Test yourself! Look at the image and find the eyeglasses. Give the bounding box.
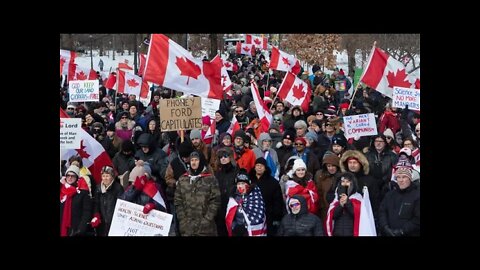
[294,143,304,146]
[289,202,301,208]
[65,174,77,178]
[274,119,281,122]
[219,154,229,159]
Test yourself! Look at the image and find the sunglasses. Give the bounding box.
[235,110,243,113]
[289,202,301,208]
[121,116,128,119]
[218,154,230,159]
[65,174,77,178]
[67,108,74,110]
[294,143,304,146]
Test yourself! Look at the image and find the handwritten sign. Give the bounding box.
[201,97,221,119]
[343,113,378,139]
[159,97,202,132]
[392,86,420,111]
[60,118,81,149]
[108,199,173,236]
[68,80,100,102]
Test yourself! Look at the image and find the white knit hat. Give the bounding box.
[383,128,394,139]
[292,159,307,172]
[66,165,80,177]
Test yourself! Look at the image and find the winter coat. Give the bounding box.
[174,170,221,236]
[120,180,168,213]
[277,195,324,236]
[60,189,92,236]
[379,184,420,236]
[214,163,238,236]
[92,181,124,236]
[112,151,136,176]
[314,154,341,221]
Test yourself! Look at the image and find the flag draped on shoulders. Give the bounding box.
[143,34,223,99]
[60,108,113,184]
[360,47,419,98]
[277,72,311,112]
[225,186,267,236]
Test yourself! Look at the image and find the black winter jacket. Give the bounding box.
[277,195,324,236]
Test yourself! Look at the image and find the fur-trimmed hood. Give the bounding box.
[339,150,369,175]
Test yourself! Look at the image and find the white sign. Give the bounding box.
[109,199,173,236]
[343,113,378,139]
[392,86,420,111]
[60,118,82,149]
[68,80,100,102]
[201,97,221,119]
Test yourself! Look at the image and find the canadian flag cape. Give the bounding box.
[236,43,256,56]
[60,108,113,185]
[60,49,76,76]
[117,70,149,98]
[270,46,301,75]
[277,72,311,112]
[360,46,420,98]
[250,80,272,133]
[143,34,223,99]
[325,186,377,236]
[246,34,267,50]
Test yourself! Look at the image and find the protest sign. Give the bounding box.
[60,118,82,149]
[68,80,100,102]
[159,97,202,131]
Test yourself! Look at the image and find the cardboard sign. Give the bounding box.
[392,86,420,111]
[159,97,202,131]
[109,199,173,236]
[68,80,100,102]
[60,118,82,149]
[201,97,221,119]
[343,113,378,139]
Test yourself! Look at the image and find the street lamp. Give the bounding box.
[89,35,93,69]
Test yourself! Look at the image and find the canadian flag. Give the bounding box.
[325,187,376,236]
[138,53,147,77]
[70,64,97,81]
[236,43,256,56]
[60,49,76,76]
[226,114,240,136]
[60,108,113,185]
[117,70,149,98]
[270,46,301,75]
[144,34,223,99]
[277,72,311,112]
[104,72,117,89]
[203,117,216,139]
[361,47,420,98]
[217,57,232,92]
[143,181,167,210]
[246,34,267,50]
[250,80,272,133]
[223,60,233,71]
[118,60,133,70]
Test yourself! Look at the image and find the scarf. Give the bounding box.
[60,183,78,236]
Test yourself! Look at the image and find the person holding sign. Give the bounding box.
[174,151,221,236]
[91,166,125,236]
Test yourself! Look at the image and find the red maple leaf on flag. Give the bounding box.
[224,62,232,68]
[127,78,139,87]
[386,69,411,88]
[243,46,250,52]
[175,57,201,85]
[414,78,420,89]
[254,38,262,45]
[76,140,90,159]
[76,71,87,80]
[282,57,290,66]
[292,84,305,100]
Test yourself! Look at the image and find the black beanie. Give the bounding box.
[216,109,226,119]
[121,140,134,153]
[255,157,267,167]
[178,141,194,158]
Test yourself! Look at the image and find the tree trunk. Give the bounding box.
[209,34,218,59]
[347,48,356,77]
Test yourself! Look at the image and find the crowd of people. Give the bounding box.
[60,48,420,237]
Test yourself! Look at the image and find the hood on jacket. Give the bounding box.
[258,132,272,149]
[288,195,308,215]
[339,150,370,175]
[322,154,340,170]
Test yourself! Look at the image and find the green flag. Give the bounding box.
[353,68,363,89]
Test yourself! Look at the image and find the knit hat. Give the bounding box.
[294,137,307,146]
[305,131,318,142]
[129,164,146,182]
[294,120,307,129]
[283,131,296,141]
[107,123,116,132]
[292,159,307,172]
[190,129,202,140]
[332,133,347,148]
[383,128,394,139]
[235,169,251,185]
[202,116,211,126]
[66,165,80,178]
[395,167,412,180]
[396,155,413,168]
[216,109,226,119]
[269,123,280,133]
[255,157,267,168]
[121,140,134,153]
[101,165,115,177]
[190,151,201,160]
[340,103,349,110]
[234,130,246,141]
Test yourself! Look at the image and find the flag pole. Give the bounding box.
[348,41,376,111]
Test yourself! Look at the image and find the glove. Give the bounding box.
[383,226,395,237]
[91,213,101,228]
[392,228,404,236]
[143,202,155,214]
[133,175,146,191]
